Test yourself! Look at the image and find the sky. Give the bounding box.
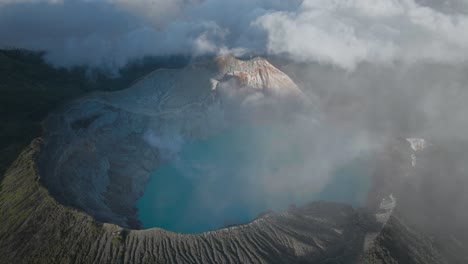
[2,0,468,69]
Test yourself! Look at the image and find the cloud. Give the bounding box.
[255,0,468,69]
[0,0,297,68]
[1,0,468,70]
[4,0,468,235]
[0,0,61,5]
[108,0,198,27]
[143,129,184,160]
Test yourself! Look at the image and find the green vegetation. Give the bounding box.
[0,48,189,176]
[0,139,110,263]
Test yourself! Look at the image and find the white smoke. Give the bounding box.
[3,0,468,70]
[143,129,184,160]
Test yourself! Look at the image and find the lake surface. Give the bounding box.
[137,124,370,233]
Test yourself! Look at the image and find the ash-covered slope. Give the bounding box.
[0,56,465,264]
[0,138,453,264]
[38,55,308,228]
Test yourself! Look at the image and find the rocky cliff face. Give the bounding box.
[0,138,454,264]
[0,56,466,263]
[38,56,308,229]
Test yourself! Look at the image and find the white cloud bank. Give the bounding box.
[255,0,468,69]
[1,0,468,69]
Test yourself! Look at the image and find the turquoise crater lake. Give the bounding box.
[137,124,371,233]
